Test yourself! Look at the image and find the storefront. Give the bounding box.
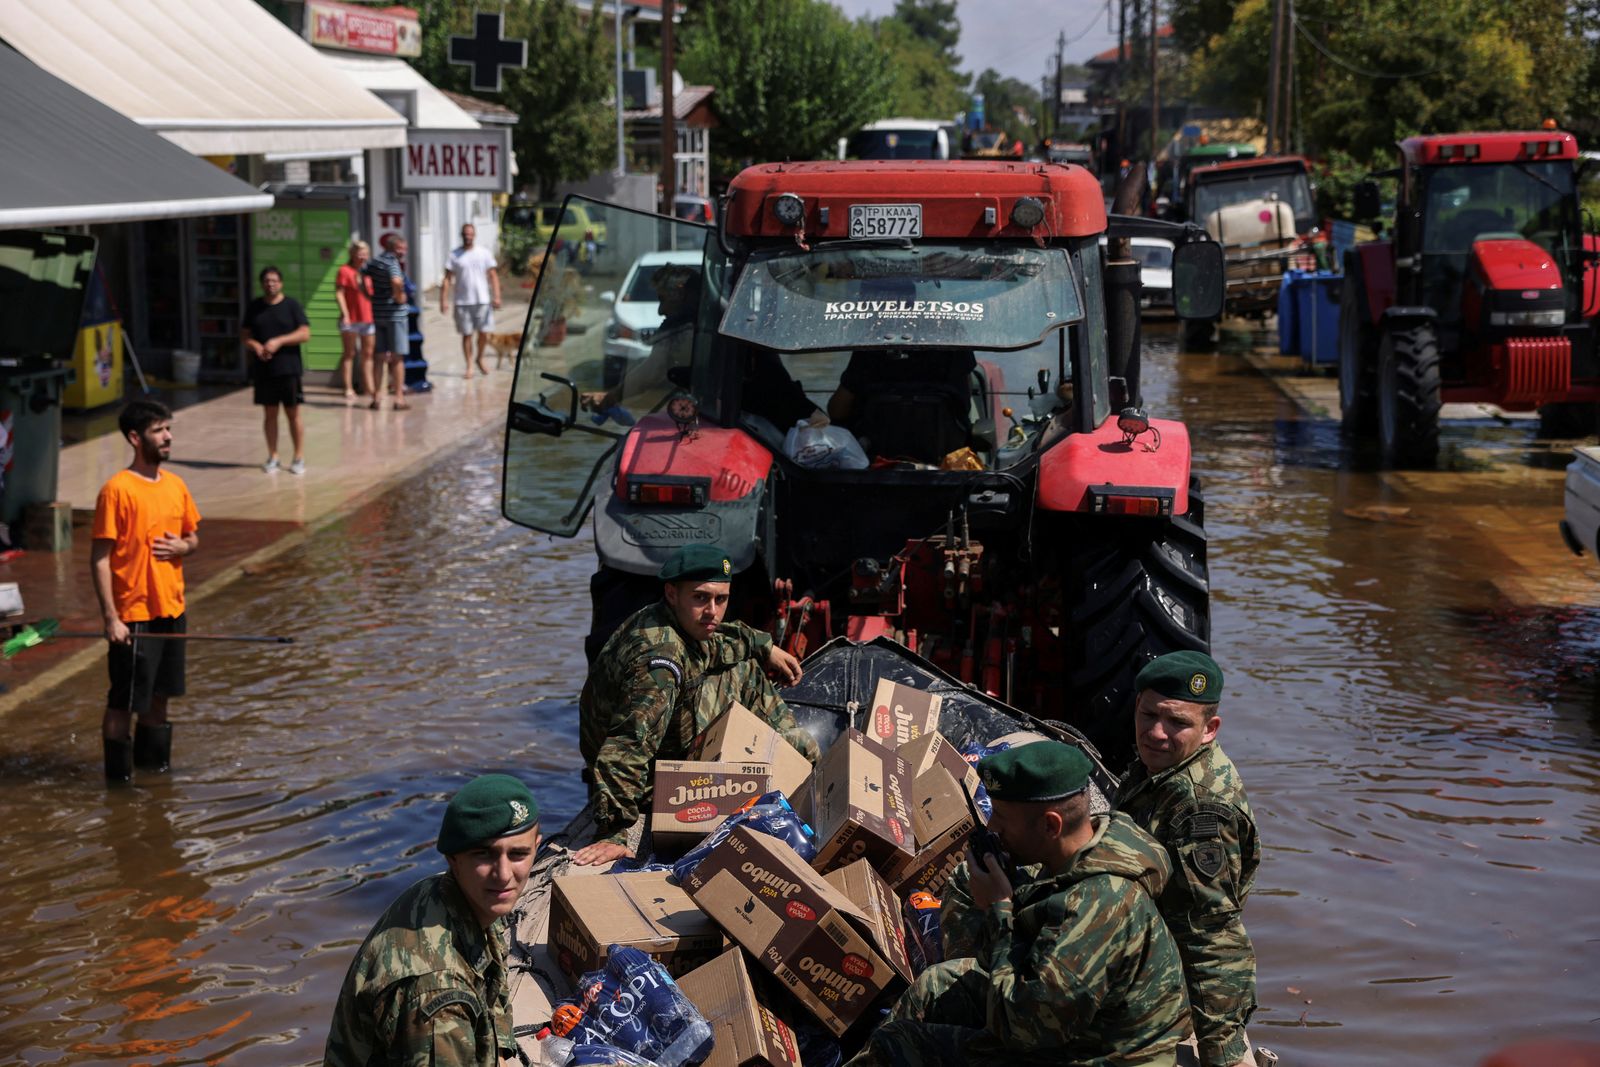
[0,0,407,383]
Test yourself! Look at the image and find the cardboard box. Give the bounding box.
[896,730,980,794]
[685,825,902,1036]
[863,679,941,750]
[548,871,722,983]
[808,728,915,876]
[893,764,981,896]
[824,859,915,983]
[678,948,803,1067]
[693,702,813,799]
[651,760,774,854]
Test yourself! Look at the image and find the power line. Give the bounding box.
[1290,6,1447,81]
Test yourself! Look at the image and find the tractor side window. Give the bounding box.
[1073,238,1111,428]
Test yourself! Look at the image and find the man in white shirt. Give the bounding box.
[440,223,502,379]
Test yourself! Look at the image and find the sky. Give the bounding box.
[831,0,1122,89]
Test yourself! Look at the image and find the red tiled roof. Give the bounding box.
[622,84,714,123]
[440,89,518,122]
[1088,24,1174,65]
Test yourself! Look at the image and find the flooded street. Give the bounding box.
[2,324,1598,1065]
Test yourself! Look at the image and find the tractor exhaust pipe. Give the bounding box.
[1106,166,1148,407]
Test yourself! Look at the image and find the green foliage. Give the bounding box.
[410,0,614,197]
[679,0,894,162]
[498,224,544,276]
[972,69,1042,144]
[892,0,962,65]
[874,17,970,120]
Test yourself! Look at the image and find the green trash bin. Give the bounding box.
[0,366,72,534]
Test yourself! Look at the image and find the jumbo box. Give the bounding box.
[824,859,915,984]
[692,702,814,799]
[684,825,903,1036]
[893,764,981,896]
[547,871,722,983]
[651,760,773,854]
[678,948,803,1067]
[896,730,980,794]
[808,728,915,876]
[863,679,941,751]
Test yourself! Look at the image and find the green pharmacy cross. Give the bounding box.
[449,11,526,93]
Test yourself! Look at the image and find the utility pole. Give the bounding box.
[1149,0,1159,163]
[660,0,676,211]
[614,2,626,176]
[1116,0,1126,163]
[1265,0,1284,154]
[1281,0,1294,152]
[1054,30,1065,139]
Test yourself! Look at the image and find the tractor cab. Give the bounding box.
[502,161,1223,753]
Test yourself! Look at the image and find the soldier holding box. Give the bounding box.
[574,544,818,866]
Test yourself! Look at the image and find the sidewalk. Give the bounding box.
[0,287,533,714]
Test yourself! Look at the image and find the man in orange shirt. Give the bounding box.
[92,399,201,782]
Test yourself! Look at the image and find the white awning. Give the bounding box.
[0,0,407,156]
[321,53,482,130]
[0,43,272,229]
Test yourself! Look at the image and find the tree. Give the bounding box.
[874,16,969,120]
[892,0,962,67]
[679,0,894,163]
[410,0,614,197]
[971,69,1041,144]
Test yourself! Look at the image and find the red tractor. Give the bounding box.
[502,161,1223,755]
[1341,130,1600,465]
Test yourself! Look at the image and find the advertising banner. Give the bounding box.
[398,128,513,193]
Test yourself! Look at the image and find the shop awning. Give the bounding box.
[0,0,407,156]
[322,53,482,130]
[0,44,272,229]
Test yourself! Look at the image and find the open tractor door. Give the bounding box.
[1342,130,1600,466]
[503,166,1224,757]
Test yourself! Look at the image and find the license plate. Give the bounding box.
[849,203,921,239]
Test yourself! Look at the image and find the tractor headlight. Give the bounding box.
[772,193,806,227]
[1489,309,1565,326]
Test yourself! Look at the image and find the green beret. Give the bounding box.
[979,741,1091,803]
[437,774,540,855]
[658,544,734,583]
[1136,650,1223,705]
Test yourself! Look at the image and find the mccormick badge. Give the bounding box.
[866,679,941,751]
[651,760,773,855]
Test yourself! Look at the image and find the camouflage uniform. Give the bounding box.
[579,601,817,845]
[853,812,1190,1067]
[1116,742,1259,1067]
[324,873,516,1067]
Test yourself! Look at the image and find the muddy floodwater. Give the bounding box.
[1,324,1597,1066]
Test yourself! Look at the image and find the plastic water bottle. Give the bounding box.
[655,1019,713,1067]
[591,404,636,427]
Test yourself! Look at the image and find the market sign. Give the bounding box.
[398,129,513,193]
[305,1,421,58]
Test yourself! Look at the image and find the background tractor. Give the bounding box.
[1341,130,1600,466]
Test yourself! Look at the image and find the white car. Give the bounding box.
[1097,236,1176,314]
[1560,445,1600,562]
[600,249,702,386]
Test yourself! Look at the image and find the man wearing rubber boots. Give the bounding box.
[849,742,1190,1067]
[92,399,200,783]
[573,544,816,866]
[324,773,540,1066]
[1117,651,1261,1067]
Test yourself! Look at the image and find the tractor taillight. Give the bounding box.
[1548,139,1564,154]
[1462,143,1480,159]
[1438,145,1455,160]
[628,481,708,506]
[1087,485,1175,517]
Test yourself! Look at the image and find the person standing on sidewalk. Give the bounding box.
[242,266,311,474]
[364,235,411,411]
[335,241,376,401]
[440,223,501,380]
[92,399,200,783]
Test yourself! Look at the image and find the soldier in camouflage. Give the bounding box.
[572,544,816,866]
[850,742,1190,1067]
[1116,651,1260,1067]
[325,774,541,1067]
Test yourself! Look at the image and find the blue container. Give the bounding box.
[1277,272,1302,355]
[1302,271,1341,366]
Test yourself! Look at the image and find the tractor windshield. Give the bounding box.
[1418,160,1580,318]
[1191,167,1315,233]
[721,242,1082,353]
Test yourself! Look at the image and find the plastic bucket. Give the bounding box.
[172,350,201,385]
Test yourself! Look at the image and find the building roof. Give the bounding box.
[1087,25,1175,66]
[0,43,272,228]
[441,89,519,125]
[623,84,715,124]
[0,0,406,154]
[321,52,479,129]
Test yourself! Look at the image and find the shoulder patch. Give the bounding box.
[419,988,483,1021]
[1184,811,1222,840]
[1188,841,1225,879]
[647,657,683,685]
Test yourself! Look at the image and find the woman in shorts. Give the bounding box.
[335,241,375,400]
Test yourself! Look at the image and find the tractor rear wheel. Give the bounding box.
[1377,320,1442,468]
[1338,272,1378,434]
[1064,477,1210,763]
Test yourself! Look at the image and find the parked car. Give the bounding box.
[502,200,608,249]
[672,193,717,224]
[599,249,703,386]
[1560,445,1600,563]
[1099,235,1176,314]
